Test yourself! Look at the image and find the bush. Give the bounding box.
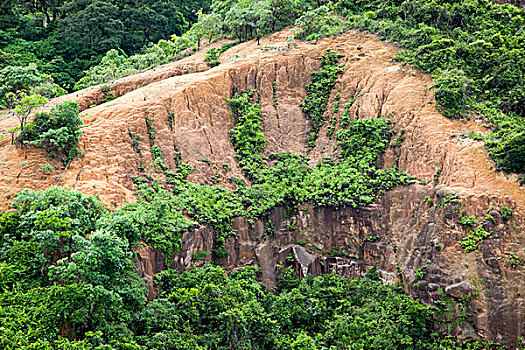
[433,69,473,119]
[17,101,83,163]
[204,42,236,67]
[295,5,344,41]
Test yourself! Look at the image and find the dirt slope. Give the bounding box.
[0,28,523,344]
[0,29,522,207]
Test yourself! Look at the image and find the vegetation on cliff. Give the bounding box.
[0,190,501,348]
[16,100,83,163]
[1,0,524,348]
[122,87,413,260]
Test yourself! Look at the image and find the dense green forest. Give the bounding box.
[1,0,525,348]
[0,0,206,90]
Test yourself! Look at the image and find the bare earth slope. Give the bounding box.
[0,29,523,345]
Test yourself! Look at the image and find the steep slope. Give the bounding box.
[0,29,523,345]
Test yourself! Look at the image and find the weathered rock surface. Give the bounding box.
[0,28,523,345]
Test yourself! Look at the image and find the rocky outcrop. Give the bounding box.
[138,184,523,346]
[0,28,523,345]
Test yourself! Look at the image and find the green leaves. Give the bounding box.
[0,187,147,347]
[17,100,83,164]
[0,64,64,109]
[224,91,414,219]
[228,91,267,158]
[205,43,236,67]
[137,265,439,349]
[336,117,393,163]
[300,49,344,149]
[433,69,473,119]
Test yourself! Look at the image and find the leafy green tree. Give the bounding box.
[53,1,125,83]
[21,0,67,25]
[13,93,48,129]
[0,187,145,345]
[121,0,188,52]
[189,9,222,48]
[224,0,271,43]
[0,64,65,108]
[294,5,343,40]
[267,0,298,32]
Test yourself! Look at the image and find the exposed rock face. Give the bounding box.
[145,185,523,345]
[0,29,523,345]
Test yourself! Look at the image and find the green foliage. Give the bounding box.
[391,129,405,147]
[1,0,195,90]
[73,35,195,90]
[131,264,491,349]
[40,162,52,175]
[100,85,116,103]
[484,108,525,173]
[459,225,492,253]
[223,0,272,43]
[332,92,340,114]
[300,49,344,149]
[433,168,442,186]
[501,206,513,220]
[205,42,236,67]
[189,9,223,48]
[504,252,524,268]
[329,0,525,173]
[113,91,413,261]
[465,131,483,141]
[17,101,83,163]
[456,205,510,253]
[438,192,459,207]
[459,215,480,228]
[0,64,64,108]
[150,145,166,171]
[326,117,337,137]
[433,69,473,119]
[336,117,393,163]
[0,187,145,347]
[227,91,413,213]
[13,93,48,129]
[339,91,359,129]
[295,5,345,41]
[0,186,501,348]
[100,190,197,261]
[227,90,267,178]
[145,117,156,141]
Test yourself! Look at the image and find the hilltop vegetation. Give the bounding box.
[0,0,205,91]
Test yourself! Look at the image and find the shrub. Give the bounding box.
[295,5,344,41]
[433,69,473,119]
[17,101,83,164]
[204,42,236,67]
[0,64,65,108]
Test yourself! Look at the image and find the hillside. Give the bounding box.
[1,29,523,205]
[0,27,524,346]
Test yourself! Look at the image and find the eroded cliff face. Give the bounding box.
[1,28,523,345]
